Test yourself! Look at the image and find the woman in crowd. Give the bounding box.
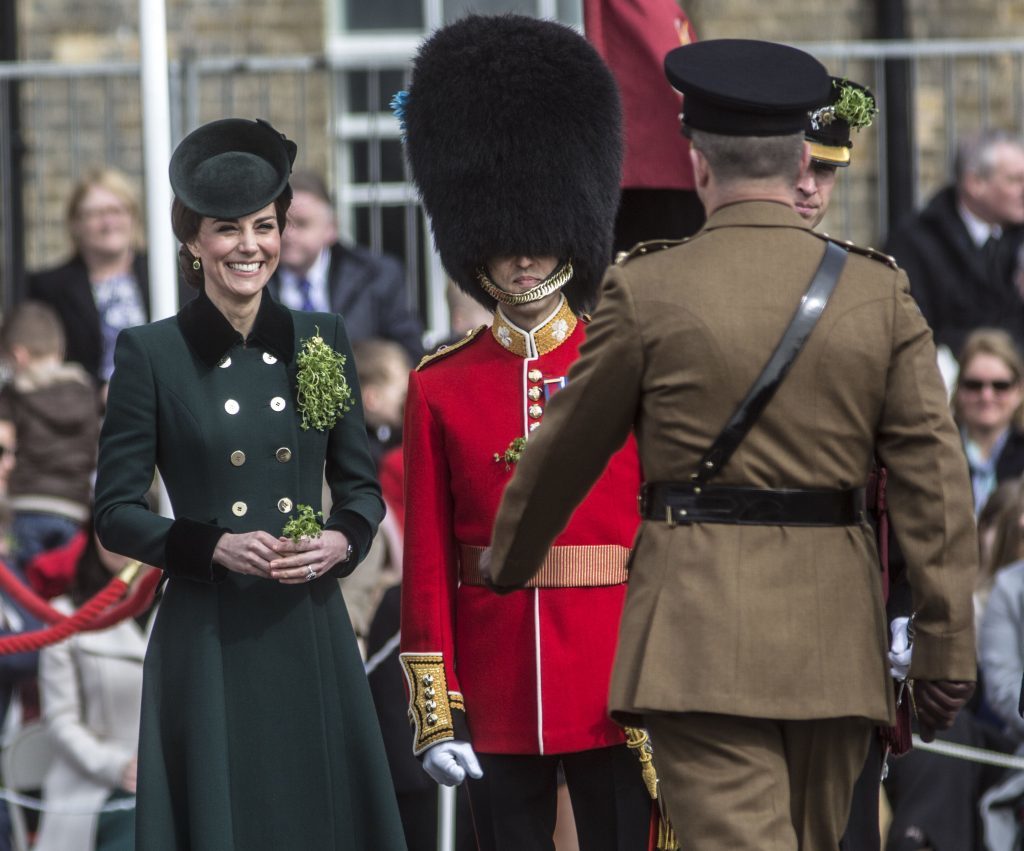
[28,168,149,384]
[93,117,404,850]
[953,328,1024,514]
[34,528,152,851]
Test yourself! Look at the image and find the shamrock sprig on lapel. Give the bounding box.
[494,436,528,471]
[296,327,353,431]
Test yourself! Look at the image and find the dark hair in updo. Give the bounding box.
[172,190,292,289]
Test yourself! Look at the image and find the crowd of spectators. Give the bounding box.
[6,123,1024,849]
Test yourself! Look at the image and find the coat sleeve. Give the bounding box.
[875,272,978,682]
[94,329,227,582]
[323,313,386,574]
[398,367,470,755]
[980,569,1024,741]
[39,622,132,788]
[489,266,644,586]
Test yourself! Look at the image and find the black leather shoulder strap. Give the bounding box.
[694,241,848,485]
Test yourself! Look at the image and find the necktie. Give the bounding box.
[297,277,316,312]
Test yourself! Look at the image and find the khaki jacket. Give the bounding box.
[489,200,978,725]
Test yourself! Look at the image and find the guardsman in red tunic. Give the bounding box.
[395,14,656,851]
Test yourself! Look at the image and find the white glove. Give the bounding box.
[888,616,913,680]
[422,740,483,786]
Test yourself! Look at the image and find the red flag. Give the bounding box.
[585,0,698,190]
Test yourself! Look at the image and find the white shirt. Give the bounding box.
[277,248,331,312]
[958,201,1003,249]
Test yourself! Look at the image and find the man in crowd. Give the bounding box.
[486,38,978,850]
[885,130,1024,356]
[269,170,424,361]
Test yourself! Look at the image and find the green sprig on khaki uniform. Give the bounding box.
[296,327,353,430]
[282,504,324,542]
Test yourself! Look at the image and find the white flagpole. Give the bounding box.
[138,0,177,322]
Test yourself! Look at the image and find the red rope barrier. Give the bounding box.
[0,560,67,625]
[83,570,160,631]
[0,560,160,654]
[0,579,129,654]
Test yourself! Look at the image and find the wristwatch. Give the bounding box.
[343,542,354,563]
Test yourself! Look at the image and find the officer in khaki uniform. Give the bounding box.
[485,39,978,850]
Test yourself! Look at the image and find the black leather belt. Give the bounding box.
[639,482,867,527]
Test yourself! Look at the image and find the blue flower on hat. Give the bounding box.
[389,90,409,141]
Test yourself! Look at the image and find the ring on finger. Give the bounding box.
[305,565,317,582]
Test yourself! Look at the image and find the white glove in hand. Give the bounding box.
[888,616,913,680]
[422,740,483,786]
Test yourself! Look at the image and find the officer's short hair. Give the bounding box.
[689,129,805,185]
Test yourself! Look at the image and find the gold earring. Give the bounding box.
[192,258,201,271]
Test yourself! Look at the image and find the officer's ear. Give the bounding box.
[798,141,812,179]
[690,146,710,190]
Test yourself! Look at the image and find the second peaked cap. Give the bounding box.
[665,39,831,136]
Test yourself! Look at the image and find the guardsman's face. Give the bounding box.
[794,161,838,227]
[486,256,559,296]
[188,202,281,304]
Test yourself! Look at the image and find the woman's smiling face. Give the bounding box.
[187,202,281,305]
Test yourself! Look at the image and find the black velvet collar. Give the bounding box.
[177,287,295,369]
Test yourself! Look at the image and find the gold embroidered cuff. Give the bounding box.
[400,652,463,755]
[460,544,630,588]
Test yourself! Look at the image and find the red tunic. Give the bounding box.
[400,298,642,755]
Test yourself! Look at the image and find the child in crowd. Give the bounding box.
[0,302,101,570]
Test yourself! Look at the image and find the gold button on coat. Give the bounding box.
[277,497,293,514]
[224,399,240,415]
[262,352,278,365]
[270,397,287,412]
[232,501,247,517]
[528,387,542,401]
[230,450,246,466]
[528,369,543,382]
[275,447,292,463]
[528,404,543,419]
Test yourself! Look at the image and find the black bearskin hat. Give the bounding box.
[402,14,623,314]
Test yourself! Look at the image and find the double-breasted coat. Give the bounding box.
[34,597,149,851]
[400,296,642,756]
[490,201,978,728]
[93,289,405,851]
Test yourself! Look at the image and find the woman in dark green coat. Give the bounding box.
[94,118,406,851]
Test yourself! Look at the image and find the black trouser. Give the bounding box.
[467,744,651,851]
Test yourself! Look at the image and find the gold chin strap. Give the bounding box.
[476,260,574,306]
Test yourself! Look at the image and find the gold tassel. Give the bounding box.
[624,726,680,851]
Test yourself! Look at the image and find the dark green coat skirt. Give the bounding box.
[95,291,406,850]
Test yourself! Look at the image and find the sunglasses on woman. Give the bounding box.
[960,378,1018,393]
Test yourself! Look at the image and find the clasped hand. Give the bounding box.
[912,679,975,742]
[422,740,483,786]
[212,529,351,584]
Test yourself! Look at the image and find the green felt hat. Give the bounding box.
[169,118,297,218]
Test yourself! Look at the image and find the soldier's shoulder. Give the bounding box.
[415,325,488,372]
[813,231,900,270]
[614,236,694,267]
